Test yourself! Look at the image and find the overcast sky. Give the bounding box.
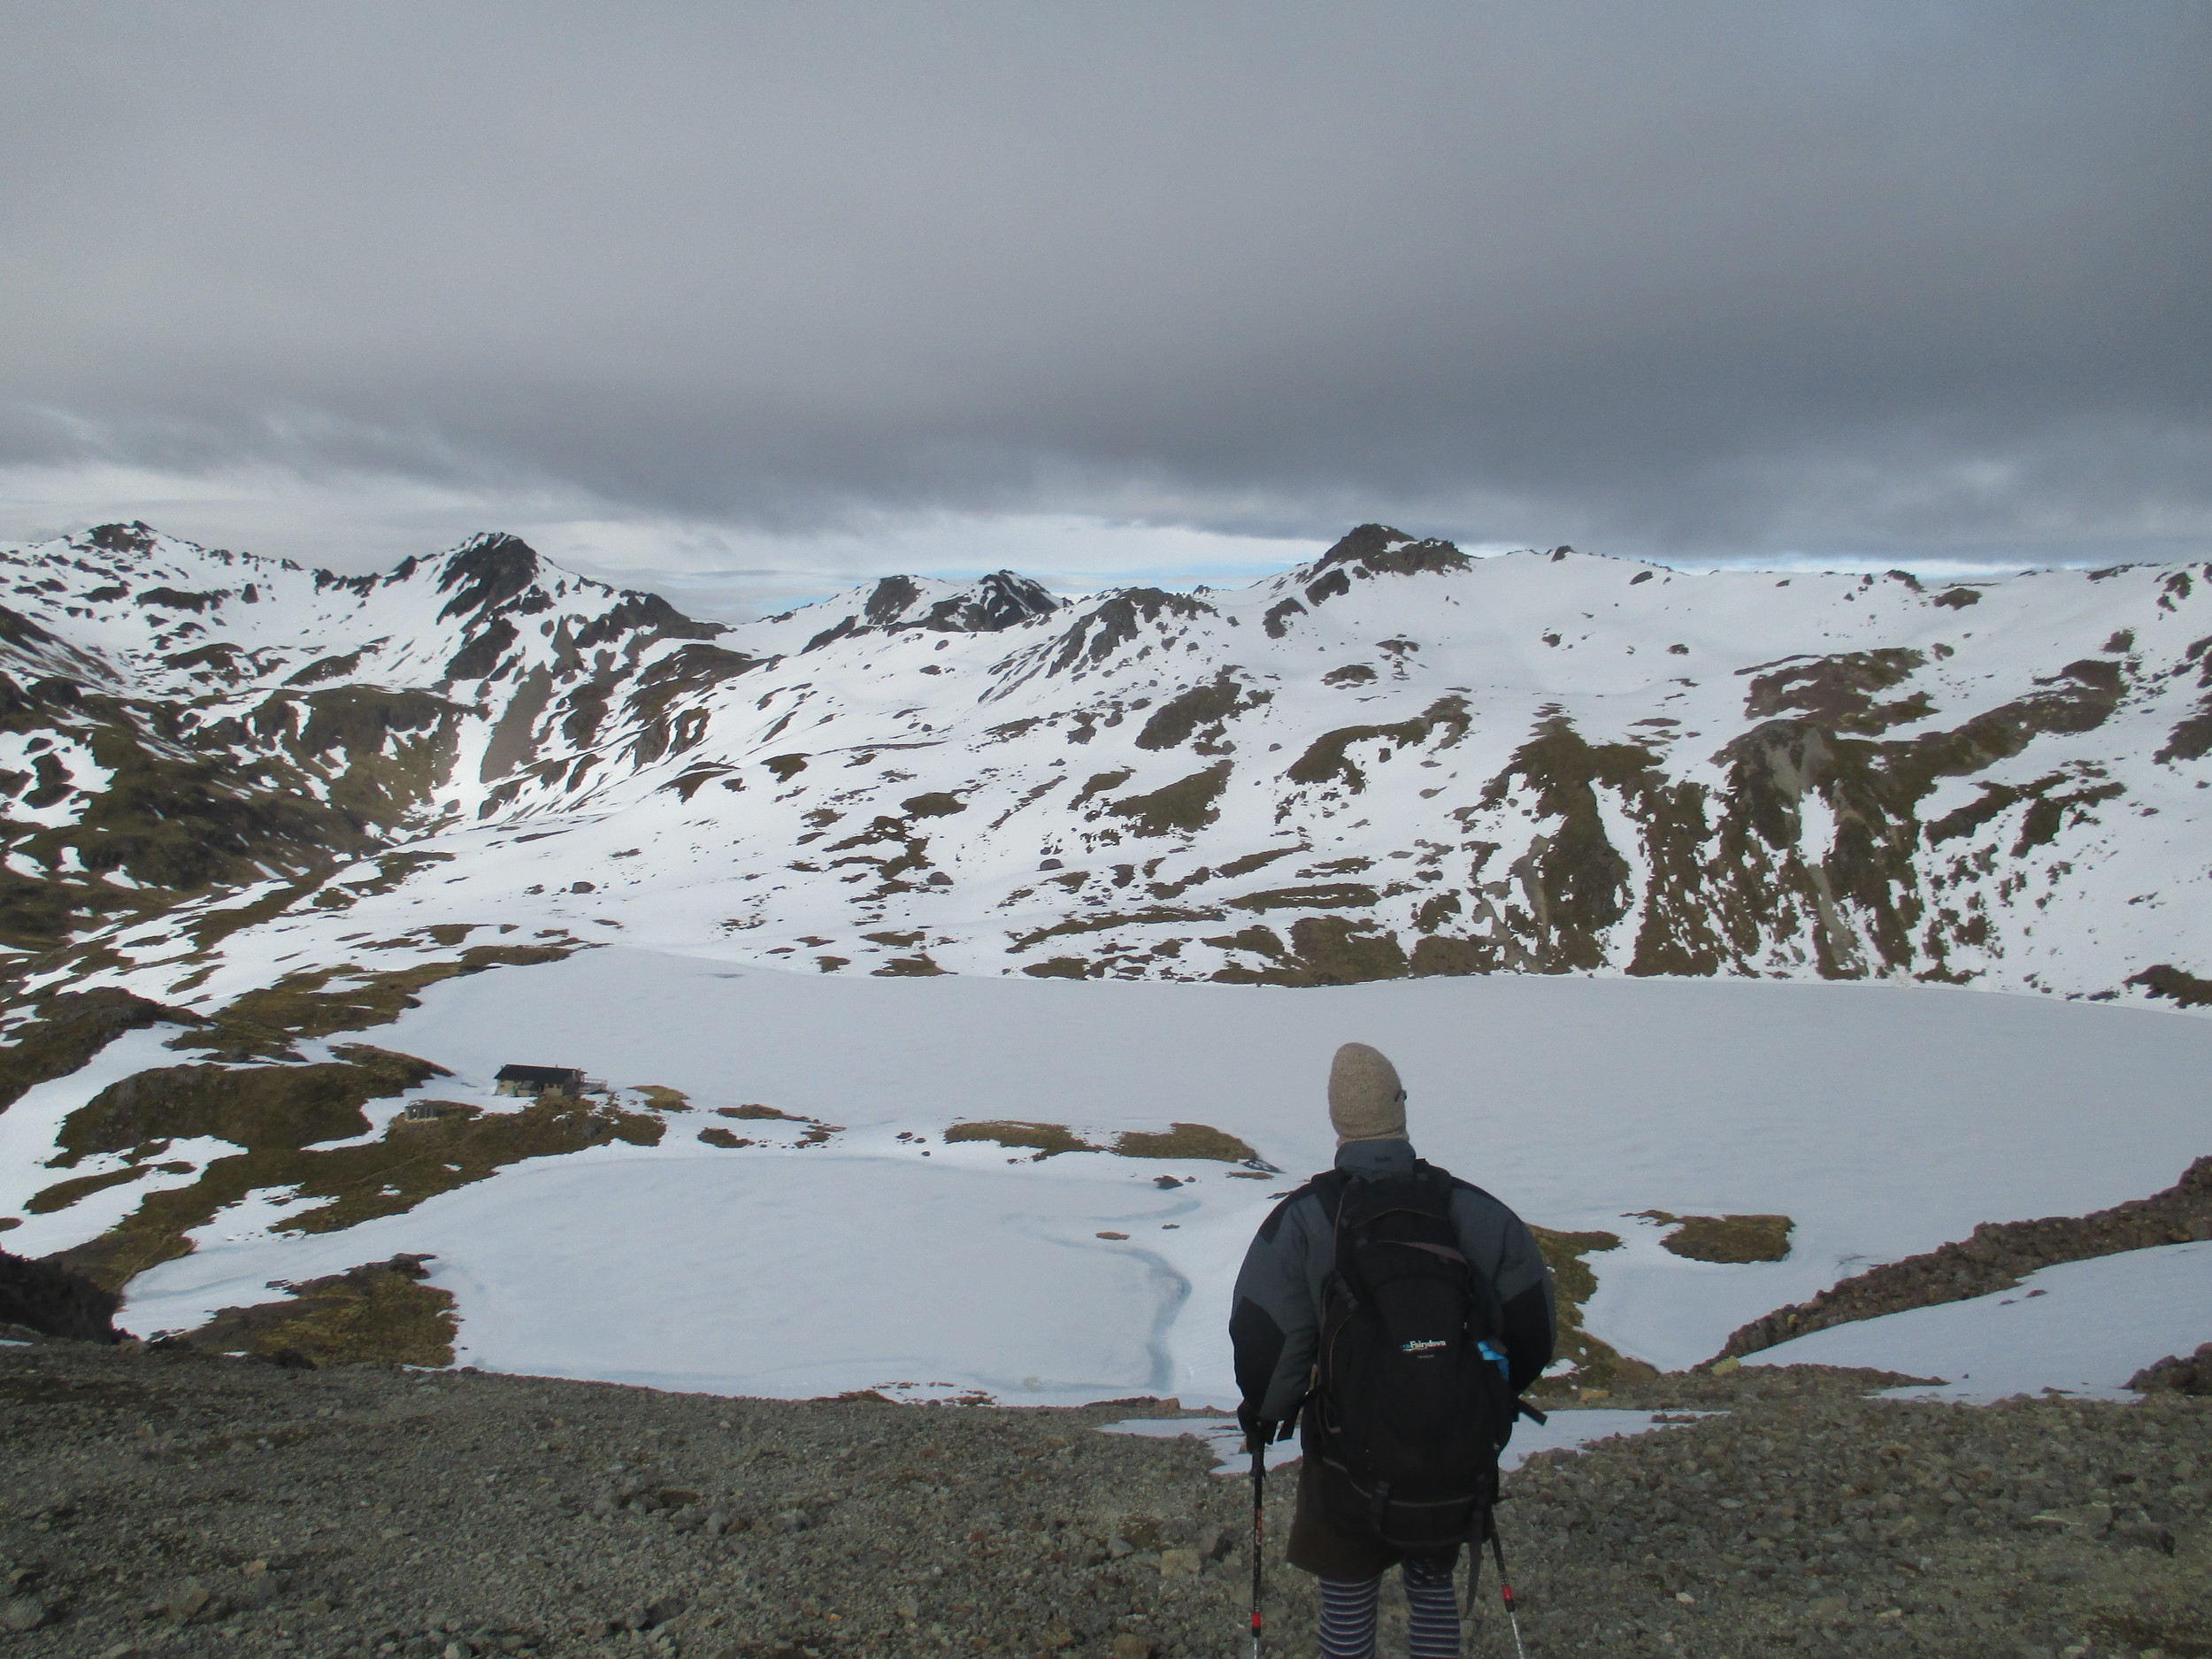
[3,2,2206,611]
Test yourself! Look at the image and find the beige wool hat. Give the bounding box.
[1328,1041,1408,1143]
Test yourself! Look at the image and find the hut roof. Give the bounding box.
[495,1064,587,1086]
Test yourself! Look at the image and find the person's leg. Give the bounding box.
[1317,1573,1381,1659]
[1401,1556,1462,1658]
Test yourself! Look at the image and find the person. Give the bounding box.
[1229,1041,1555,1659]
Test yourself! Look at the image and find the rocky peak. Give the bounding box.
[1309,523,1471,580]
[957,572,1061,632]
[79,522,160,557]
[434,534,544,622]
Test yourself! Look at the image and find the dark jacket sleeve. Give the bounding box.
[1492,1213,1556,1394]
[1228,1191,1321,1422]
[1449,1186,1557,1395]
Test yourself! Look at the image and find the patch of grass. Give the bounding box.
[944,1121,1102,1158]
[1632,1210,1794,1263]
[0,987,204,1110]
[26,1161,194,1215]
[634,1085,690,1111]
[1526,1225,1657,1396]
[704,1103,841,1146]
[1109,762,1233,836]
[171,942,578,1058]
[1010,907,1222,950]
[50,1092,667,1292]
[174,1254,457,1367]
[1110,1123,1260,1163]
[54,1045,450,1167]
[938,1118,1263,1164]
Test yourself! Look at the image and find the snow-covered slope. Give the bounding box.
[7,520,2210,1402]
[5,520,2211,1010]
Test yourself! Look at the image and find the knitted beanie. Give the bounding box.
[1328,1041,1407,1143]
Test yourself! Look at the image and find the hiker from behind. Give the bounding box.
[1230,1042,1555,1659]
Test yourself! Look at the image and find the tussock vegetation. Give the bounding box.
[0,987,202,1110]
[1528,1225,1657,1395]
[943,1120,1100,1159]
[172,1254,458,1367]
[169,942,578,1060]
[46,1093,667,1292]
[941,1120,1263,1164]
[1633,1210,1796,1263]
[1110,1123,1259,1163]
[50,1045,451,1167]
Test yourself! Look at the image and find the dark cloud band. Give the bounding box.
[2,0,2205,565]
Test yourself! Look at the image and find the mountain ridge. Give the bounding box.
[3,520,2209,1014]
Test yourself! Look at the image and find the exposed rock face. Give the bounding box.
[4,520,2210,1001]
[0,1248,120,1340]
[2130,1343,2212,1395]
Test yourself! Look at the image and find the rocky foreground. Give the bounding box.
[1,1341,2206,1659]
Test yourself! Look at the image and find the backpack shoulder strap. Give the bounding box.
[1309,1168,1351,1225]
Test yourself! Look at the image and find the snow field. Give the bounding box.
[99,952,2212,1406]
[1744,1241,2212,1403]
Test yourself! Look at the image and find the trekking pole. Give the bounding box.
[1248,1432,1266,1658]
[1486,1516,1529,1659]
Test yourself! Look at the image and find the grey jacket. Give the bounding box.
[1228,1137,1557,1423]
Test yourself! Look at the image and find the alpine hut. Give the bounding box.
[495,1064,588,1100]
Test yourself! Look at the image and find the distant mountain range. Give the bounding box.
[4,519,2209,1013]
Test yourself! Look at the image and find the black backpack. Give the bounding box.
[1301,1163,1517,1554]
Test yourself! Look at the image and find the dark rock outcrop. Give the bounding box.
[0,1249,120,1341]
[2129,1343,2212,1394]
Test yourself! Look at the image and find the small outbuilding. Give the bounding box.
[495,1064,588,1100]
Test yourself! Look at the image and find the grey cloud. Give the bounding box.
[2,0,2206,567]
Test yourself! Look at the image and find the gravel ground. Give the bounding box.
[2,1342,2206,1659]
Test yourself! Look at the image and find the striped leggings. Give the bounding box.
[1317,1557,1463,1659]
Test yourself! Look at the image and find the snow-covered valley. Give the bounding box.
[8,949,2208,1404]
[3,520,2209,1404]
